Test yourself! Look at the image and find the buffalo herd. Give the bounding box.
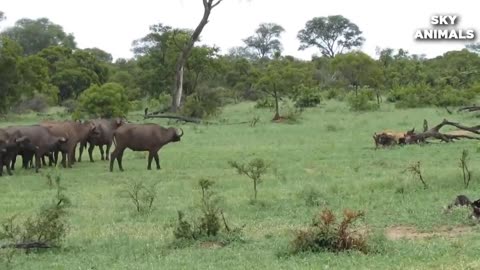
[0,118,184,176]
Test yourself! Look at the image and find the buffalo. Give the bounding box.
[1,125,61,173]
[78,117,126,162]
[40,120,97,168]
[110,123,184,172]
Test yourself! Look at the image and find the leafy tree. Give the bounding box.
[243,23,285,59]
[1,18,76,55]
[424,49,480,89]
[17,55,59,104]
[0,37,22,112]
[227,46,258,60]
[83,47,113,63]
[0,11,5,23]
[184,45,221,95]
[255,57,310,120]
[132,24,186,97]
[297,15,365,58]
[331,51,382,97]
[222,56,260,100]
[36,46,109,101]
[75,82,129,118]
[52,68,98,100]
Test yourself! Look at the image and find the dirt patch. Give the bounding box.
[385,225,473,240]
[199,241,225,249]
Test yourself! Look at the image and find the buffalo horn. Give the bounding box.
[177,128,184,137]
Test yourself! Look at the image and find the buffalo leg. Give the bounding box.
[110,147,125,172]
[99,145,105,160]
[5,158,12,176]
[88,143,95,162]
[154,153,160,170]
[72,145,77,164]
[118,151,124,171]
[10,154,17,170]
[147,152,154,170]
[0,158,3,176]
[34,152,41,173]
[41,155,47,166]
[105,143,111,161]
[60,152,67,168]
[78,141,86,162]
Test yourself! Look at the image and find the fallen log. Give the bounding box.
[406,119,480,144]
[458,105,480,112]
[1,241,54,250]
[143,114,203,124]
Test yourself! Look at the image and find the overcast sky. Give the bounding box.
[1,0,478,61]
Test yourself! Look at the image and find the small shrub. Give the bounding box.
[347,90,379,111]
[172,179,244,247]
[289,208,367,255]
[181,88,223,119]
[61,99,77,114]
[228,158,270,201]
[404,161,428,189]
[254,97,275,109]
[123,181,158,214]
[292,85,322,108]
[298,186,326,207]
[326,124,339,132]
[282,105,303,124]
[459,149,472,188]
[0,176,70,251]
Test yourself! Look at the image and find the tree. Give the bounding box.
[297,15,365,58]
[331,51,382,97]
[243,23,285,59]
[0,11,5,23]
[255,58,309,120]
[170,0,223,113]
[0,37,22,112]
[1,18,76,55]
[17,55,59,104]
[227,46,258,60]
[83,47,113,63]
[75,82,129,118]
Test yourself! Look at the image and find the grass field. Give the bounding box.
[3,101,480,269]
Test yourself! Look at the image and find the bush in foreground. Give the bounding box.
[289,208,368,254]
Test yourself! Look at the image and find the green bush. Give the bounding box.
[74,82,129,118]
[292,85,322,108]
[254,98,275,109]
[389,84,477,108]
[347,89,379,111]
[181,88,223,119]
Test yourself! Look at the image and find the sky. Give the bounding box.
[1,0,478,61]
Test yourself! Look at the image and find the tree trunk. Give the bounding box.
[273,90,280,120]
[173,65,184,110]
[170,0,223,112]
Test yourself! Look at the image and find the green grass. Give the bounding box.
[2,101,480,269]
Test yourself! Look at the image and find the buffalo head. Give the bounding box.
[171,128,184,142]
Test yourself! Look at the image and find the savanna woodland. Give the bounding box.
[2,3,480,269]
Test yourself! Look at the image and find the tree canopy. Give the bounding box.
[297,15,365,58]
